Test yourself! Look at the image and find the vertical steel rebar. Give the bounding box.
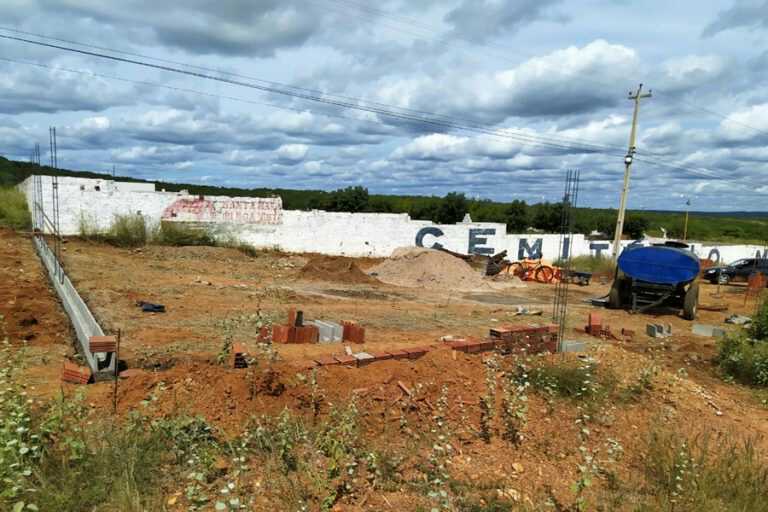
[552,169,580,353]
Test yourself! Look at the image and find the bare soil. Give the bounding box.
[5,230,768,509]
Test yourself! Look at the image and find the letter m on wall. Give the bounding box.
[518,238,543,260]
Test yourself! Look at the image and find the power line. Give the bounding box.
[0,33,730,182]
[0,26,633,154]
[0,32,632,156]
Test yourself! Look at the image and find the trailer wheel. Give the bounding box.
[683,282,699,320]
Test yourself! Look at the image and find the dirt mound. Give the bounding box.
[370,247,515,291]
[299,255,380,284]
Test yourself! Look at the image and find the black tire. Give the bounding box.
[717,273,730,285]
[683,282,699,320]
[608,278,624,309]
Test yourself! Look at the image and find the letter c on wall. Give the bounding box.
[416,227,444,249]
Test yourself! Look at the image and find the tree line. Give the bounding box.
[1,156,765,242]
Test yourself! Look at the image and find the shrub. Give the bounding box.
[107,214,147,248]
[749,299,768,341]
[154,221,215,246]
[0,187,31,230]
[717,334,768,386]
[555,255,615,275]
[526,361,616,401]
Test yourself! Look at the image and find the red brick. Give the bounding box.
[389,349,411,360]
[294,325,319,344]
[334,354,358,366]
[370,351,393,361]
[89,335,117,353]
[62,362,91,384]
[287,307,297,326]
[258,326,270,341]
[466,340,495,354]
[448,340,473,353]
[272,325,291,343]
[314,355,341,367]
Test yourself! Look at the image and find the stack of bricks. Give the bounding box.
[584,313,619,340]
[89,335,117,353]
[342,320,365,344]
[272,308,320,344]
[232,342,249,369]
[62,361,92,384]
[489,324,559,354]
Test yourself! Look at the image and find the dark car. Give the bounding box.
[703,258,768,284]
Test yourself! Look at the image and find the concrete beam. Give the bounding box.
[33,237,115,381]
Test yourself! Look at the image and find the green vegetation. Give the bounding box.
[636,431,768,511]
[2,156,767,242]
[0,186,31,230]
[153,221,216,247]
[718,299,768,386]
[555,255,615,274]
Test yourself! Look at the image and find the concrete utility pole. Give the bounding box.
[612,83,652,263]
[682,198,691,241]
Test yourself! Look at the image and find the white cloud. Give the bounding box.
[276,143,309,161]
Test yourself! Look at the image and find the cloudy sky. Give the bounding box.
[1,0,767,211]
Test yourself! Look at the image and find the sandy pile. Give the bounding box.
[370,247,521,291]
[299,256,380,285]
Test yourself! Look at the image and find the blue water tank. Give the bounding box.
[617,245,700,285]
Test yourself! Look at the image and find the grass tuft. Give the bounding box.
[0,187,31,230]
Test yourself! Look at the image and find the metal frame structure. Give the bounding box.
[552,169,580,351]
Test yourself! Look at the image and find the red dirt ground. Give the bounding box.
[5,230,768,509]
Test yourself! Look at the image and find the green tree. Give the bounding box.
[531,202,563,232]
[325,186,369,212]
[624,215,650,239]
[434,192,468,224]
[504,200,528,233]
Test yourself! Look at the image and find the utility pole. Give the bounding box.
[682,198,690,241]
[611,83,652,263]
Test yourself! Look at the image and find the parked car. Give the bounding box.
[703,258,768,284]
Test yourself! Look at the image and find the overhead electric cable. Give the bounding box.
[0,26,634,154]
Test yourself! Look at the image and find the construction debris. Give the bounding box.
[136,301,166,313]
[725,314,752,326]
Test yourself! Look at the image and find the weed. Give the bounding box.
[620,364,659,401]
[717,334,768,386]
[154,221,216,246]
[107,213,148,247]
[0,187,31,230]
[479,356,498,443]
[426,385,454,510]
[640,431,768,511]
[501,361,529,445]
[527,360,616,403]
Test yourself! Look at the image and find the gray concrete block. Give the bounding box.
[306,320,343,343]
[647,323,672,338]
[561,340,586,353]
[692,324,727,338]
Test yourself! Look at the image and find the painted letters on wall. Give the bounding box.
[162,196,283,225]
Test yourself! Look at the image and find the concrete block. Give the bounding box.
[307,320,343,344]
[561,340,586,353]
[353,352,375,365]
[692,324,727,338]
[647,323,672,338]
